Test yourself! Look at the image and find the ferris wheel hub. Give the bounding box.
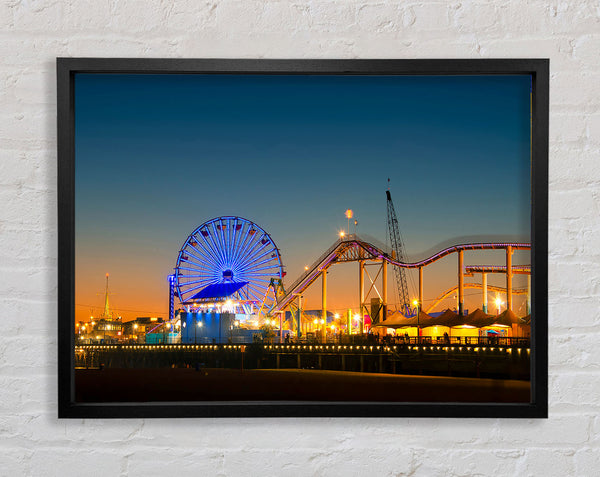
[222,269,234,281]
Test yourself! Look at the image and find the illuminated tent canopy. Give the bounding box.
[466,308,494,328]
[488,309,525,327]
[372,310,433,328]
[434,309,464,327]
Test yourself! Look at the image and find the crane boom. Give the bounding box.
[386,189,411,311]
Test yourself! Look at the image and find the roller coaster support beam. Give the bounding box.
[458,250,464,316]
[279,312,283,342]
[359,260,364,334]
[321,270,327,342]
[527,274,531,315]
[482,273,488,313]
[418,267,423,310]
[382,260,388,320]
[506,245,513,311]
[297,295,302,339]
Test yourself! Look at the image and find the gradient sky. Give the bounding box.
[75,73,532,322]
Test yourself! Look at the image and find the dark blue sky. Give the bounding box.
[75,73,531,319]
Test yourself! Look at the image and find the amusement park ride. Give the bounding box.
[168,190,532,342]
[386,184,411,315]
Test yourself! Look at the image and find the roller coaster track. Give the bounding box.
[424,283,529,314]
[271,235,530,313]
[465,265,531,275]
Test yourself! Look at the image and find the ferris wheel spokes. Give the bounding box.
[174,216,284,314]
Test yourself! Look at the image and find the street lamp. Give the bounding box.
[413,299,420,343]
[495,297,503,315]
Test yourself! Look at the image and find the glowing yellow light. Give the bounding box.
[133,324,138,330]
[334,313,340,319]
[495,297,503,307]
[197,321,203,327]
[304,266,309,271]
[313,319,318,325]
[339,231,345,238]
[412,299,418,307]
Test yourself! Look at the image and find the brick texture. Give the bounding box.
[0,1,599,475]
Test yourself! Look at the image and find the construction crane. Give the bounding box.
[386,184,411,314]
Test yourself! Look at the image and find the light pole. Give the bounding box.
[495,297,503,315]
[413,299,420,344]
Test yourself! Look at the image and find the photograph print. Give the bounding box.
[59,59,548,417]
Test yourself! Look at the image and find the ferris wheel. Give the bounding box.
[174,216,284,312]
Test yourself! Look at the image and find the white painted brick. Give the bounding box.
[11,0,67,32]
[574,447,600,476]
[0,335,56,370]
[587,113,600,144]
[552,71,600,107]
[415,448,523,477]
[409,3,454,32]
[160,2,218,31]
[452,2,502,34]
[126,448,224,477]
[550,145,600,186]
[572,34,600,68]
[551,373,600,408]
[63,1,116,31]
[0,300,56,338]
[30,449,123,477]
[0,449,33,477]
[551,113,587,144]
[12,69,56,105]
[519,448,577,476]
[592,416,600,445]
[550,332,600,370]
[356,3,402,33]
[63,419,146,444]
[308,2,357,33]
[493,415,590,445]
[548,261,600,299]
[549,189,599,220]
[548,296,600,328]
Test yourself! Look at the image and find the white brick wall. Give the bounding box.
[0,1,598,475]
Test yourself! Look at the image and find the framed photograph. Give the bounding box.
[58,58,548,418]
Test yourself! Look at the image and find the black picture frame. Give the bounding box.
[57,58,548,418]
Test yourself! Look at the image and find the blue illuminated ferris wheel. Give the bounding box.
[174,216,284,311]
